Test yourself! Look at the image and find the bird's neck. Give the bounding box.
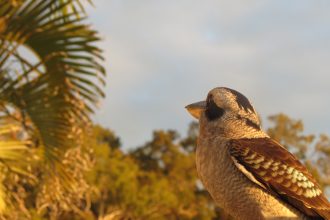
[199,116,268,140]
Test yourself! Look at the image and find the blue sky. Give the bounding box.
[86,0,330,148]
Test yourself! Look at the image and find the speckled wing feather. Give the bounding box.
[229,138,330,219]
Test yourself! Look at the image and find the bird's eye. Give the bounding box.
[205,94,224,121]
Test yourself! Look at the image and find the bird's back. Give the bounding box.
[196,136,308,220]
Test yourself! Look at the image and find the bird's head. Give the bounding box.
[186,87,265,138]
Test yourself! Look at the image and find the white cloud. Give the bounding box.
[88,0,330,148]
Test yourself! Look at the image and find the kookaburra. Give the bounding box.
[186,87,330,220]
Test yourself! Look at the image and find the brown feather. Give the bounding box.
[229,138,330,219]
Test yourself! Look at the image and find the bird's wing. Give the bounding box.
[229,137,330,219]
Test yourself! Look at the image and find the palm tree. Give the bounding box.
[0,0,104,216]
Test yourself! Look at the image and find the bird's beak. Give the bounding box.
[185,101,206,119]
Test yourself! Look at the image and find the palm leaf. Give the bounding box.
[0,0,104,159]
[0,0,104,213]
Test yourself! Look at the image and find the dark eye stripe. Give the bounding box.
[237,115,261,130]
[205,94,224,121]
[245,118,260,130]
[225,87,255,113]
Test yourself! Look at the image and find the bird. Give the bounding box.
[185,87,330,220]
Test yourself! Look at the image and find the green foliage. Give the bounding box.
[0,0,104,217]
[0,0,104,160]
[131,129,215,219]
[86,125,216,220]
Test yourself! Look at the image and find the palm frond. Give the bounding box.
[0,0,104,214]
[0,0,104,160]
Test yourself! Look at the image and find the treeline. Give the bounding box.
[3,113,329,220]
